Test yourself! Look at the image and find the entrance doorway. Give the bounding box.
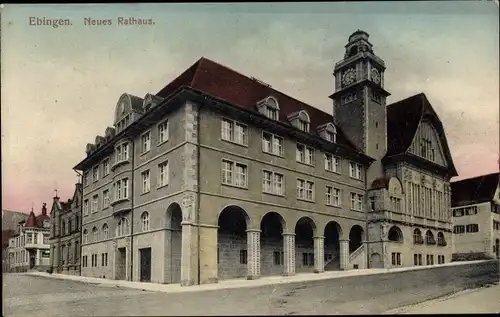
[139,248,152,282]
[29,252,36,269]
[116,248,126,280]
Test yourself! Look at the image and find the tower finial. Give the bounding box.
[54,188,58,198]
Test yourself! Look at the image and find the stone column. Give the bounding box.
[246,229,261,280]
[180,221,196,286]
[111,241,117,279]
[36,249,40,266]
[313,236,325,273]
[282,233,296,276]
[339,239,350,270]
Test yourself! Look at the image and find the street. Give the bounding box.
[3,264,499,316]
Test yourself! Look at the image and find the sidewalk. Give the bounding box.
[24,259,492,294]
[385,283,500,314]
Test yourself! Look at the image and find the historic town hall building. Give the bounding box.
[74,30,458,285]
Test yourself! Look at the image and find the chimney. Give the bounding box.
[42,202,47,216]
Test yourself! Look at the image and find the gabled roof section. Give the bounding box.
[451,172,499,207]
[155,57,361,153]
[385,93,458,176]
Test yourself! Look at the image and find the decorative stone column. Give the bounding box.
[180,221,195,286]
[246,229,261,280]
[313,236,325,273]
[339,239,350,270]
[282,233,296,276]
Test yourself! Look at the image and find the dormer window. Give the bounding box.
[299,119,309,132]
[317,123,337,143]
[257,96,280,120]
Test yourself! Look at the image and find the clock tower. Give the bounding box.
[329,30,391,186]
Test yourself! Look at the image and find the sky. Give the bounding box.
[1,2,499,213]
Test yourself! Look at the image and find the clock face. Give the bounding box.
[371,68,381,84]
[341,68,356,86]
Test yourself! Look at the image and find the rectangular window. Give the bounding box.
[273,251,283,265]
[297,179,314,201]
[262,132,284,156]
[103,190,109,209]
[114,178,129,201]
[92,165,99,182]
[84,171,90,186]
[221,160,247,188]
[326,186,341,207]
[302,252,314,266]
[466,224,479,233]
[101,253,105,266]
[414,254,418,266]
[158,161,169,188]
[391,252,401,266]
[141,170,150,193]
[158,120,169,144]
[262,170,284,196]
[141,131,151,153]
[83,199,89,216]
[453,225,465,234]
[324,154,340,173]
[91,195,98,213]
[296,143,314,165]
[325,131,336,143]
[350,193,363,211]
[221,118,248,145]
[239,250,247,264]
[349,162,363,180]
[265,106,278,120]
[115,143,129,163]
[103,158,110,176]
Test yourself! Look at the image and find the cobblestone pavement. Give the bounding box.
[3,267,499,316]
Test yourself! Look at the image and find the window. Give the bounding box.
[26,233,32,244]
[83,171,90,186]
[141,131,151,153]
[141,170,150,193]
[466,224,479,233]
[297,179,314,201]
[302,252,314,266]
[296,143,314,165]
[158,120,169,144]
[101,253,105,266]
[114,178,129,201]
[324,154,340,173]
[262,132,284,156]
[91,195,99,213]
[115,143,129,163]
[453,225,465,234]
[102,224,109,239]
[350,193,363,211]
[117,217,129,236]
[325,129,336,143]
[221,118,248,145]
[391,252,401,266]
[414,254,418,266]
[82,255,87,267]
[83,230,88,244]
[92,165,99,182]
[265,106,278,120]
[390,197,402,212]
[273,251,284,265]
[299,119,309,132]
[83,199,89,216]
[92,227,99,242]
[221,160,247,187]
[326,186,341,207]
[103,190,110,209]
[453,209,464,217]
[141,212,150,231]
[158,161,169,188]
[103,158,110,176]
[262,170,284,196]
[349,162,362,179]
[239,250,247,264]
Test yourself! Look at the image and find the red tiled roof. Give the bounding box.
[156,57,360,152]
[451,172,499,207]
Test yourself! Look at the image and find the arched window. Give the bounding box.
[437,232,446,246]
[83,229,88,244]
[117,217,129,237]
[298,111,310,132]
[327,124,337,143]
[388,226,403,242]
[413,229,423,244]
[425,230,436,245]
[141,212,150,232]
[61,221,66,236]
[102,223,109,239]
[68,219,72,233]
[92,226,99,242]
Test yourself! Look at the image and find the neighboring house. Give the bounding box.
[73,30,457,286]
[2,210,29,272]
[451,172,500,260]
[7,204,51,272]
[49,182,83,275]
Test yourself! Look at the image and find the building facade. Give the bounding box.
[451,172,500,260]
[49,183,83,275]
[2,209,29,272]
[7,205,51,272]
[74,30,458,285]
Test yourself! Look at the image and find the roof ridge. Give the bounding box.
[452,172,499,183]
[387,92,425,108]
